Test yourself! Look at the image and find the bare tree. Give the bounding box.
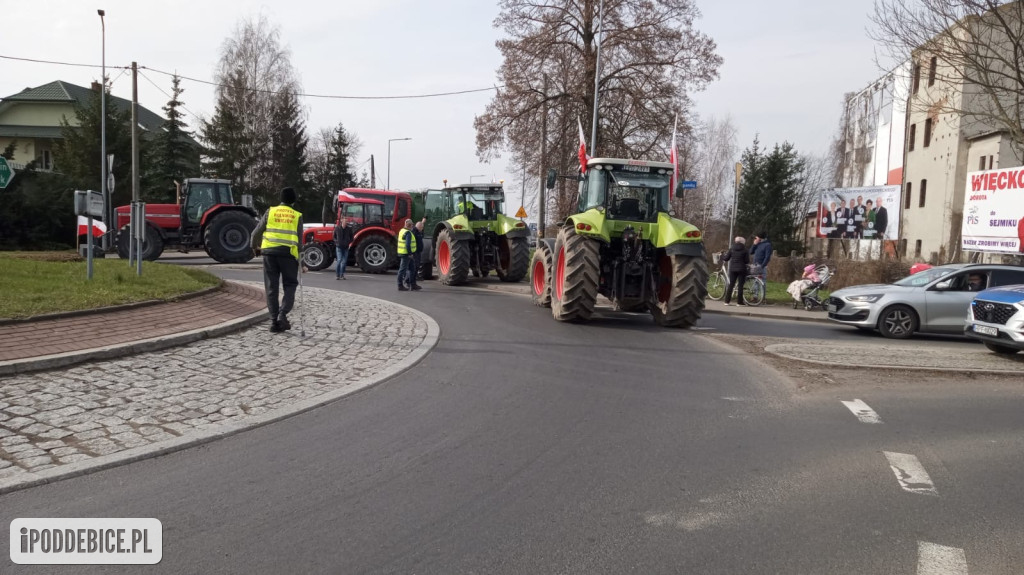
[871,0,1024,159]
[681,115,738,232]
[475,0,721,223]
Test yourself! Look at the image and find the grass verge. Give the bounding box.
[0,252,221,320]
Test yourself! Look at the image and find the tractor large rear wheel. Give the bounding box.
[204,211,256,263]
[530,242,553,308]
[650,252,708,328]
[116,224,164,261]
[437,228,471,285]
[355,233,395,274]
[551,226,599,322]
[496,236,529,282]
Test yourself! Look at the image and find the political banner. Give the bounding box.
[816,185,901,240]
[961,166,1024,253]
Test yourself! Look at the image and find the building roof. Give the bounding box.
[0,125,64,139]
[0,80,177,138]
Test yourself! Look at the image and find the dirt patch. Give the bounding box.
[1,251,83,262]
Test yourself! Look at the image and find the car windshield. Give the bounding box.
[893,266,959,287]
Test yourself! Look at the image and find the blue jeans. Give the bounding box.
[335,246,349,277]
[397,255,412,287]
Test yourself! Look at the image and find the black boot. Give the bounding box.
[278,315,291,331]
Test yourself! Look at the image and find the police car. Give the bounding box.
[965,285,1024,355]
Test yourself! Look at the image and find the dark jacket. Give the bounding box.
[720,242,750,273]
[411,227,424,255]
[333,222,354,249]
[874,206,888,236]
[751,239,772,267]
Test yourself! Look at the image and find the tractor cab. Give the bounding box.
[336,192,385,230]
[180,179,235,226]
[578,159,673,223]
[452,184,505,222]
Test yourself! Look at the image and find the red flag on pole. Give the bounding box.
[577,118,589,174]
[669,115,679,194]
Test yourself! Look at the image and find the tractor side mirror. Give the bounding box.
[546,169,557,190]
[674,181,686,199]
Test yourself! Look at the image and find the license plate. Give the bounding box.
[972,324,998,337]
[828,304,837,313]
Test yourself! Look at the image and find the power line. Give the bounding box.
[0,53,127,70]
[137,69,203,125]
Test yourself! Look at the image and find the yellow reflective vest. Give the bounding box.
[397,228,416,255]
[261,205,302,260]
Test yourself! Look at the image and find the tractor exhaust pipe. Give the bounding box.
[175,180,182,205]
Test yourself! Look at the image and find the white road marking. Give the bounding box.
[841,399,883,424]
[884,451,939,496]
[917,542,968,575]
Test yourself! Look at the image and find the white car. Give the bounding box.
[965,285,1024,355]
[827,264,1024,338]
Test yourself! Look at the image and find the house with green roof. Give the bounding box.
[0,80,188,170]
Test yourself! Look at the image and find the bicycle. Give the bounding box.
[706,258,765,306]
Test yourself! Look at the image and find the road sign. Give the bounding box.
[107,173,115,195]
[0,157,15,189]
[682,180,697,190]
[74,190,105,218]
[515,206,528,218]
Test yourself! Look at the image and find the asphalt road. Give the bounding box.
[2,264,1020,574]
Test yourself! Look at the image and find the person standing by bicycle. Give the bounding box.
[751,231,772,277]
[720,236,750,306]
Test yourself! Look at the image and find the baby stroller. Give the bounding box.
[788,264,831,311]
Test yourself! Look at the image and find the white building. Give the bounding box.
[838,62,911,189]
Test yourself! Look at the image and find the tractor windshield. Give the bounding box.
[457,191,505,221]
[582,166,670,222]
[340,202,384,227]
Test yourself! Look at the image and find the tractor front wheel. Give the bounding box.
[116,224,164,261]
[437,228,471,285]
[204,211,256,263]
[496,236,530,282]
[551,226,599,322]
[530,242,553,308]
[355,234,395,274]
[302,243,334,271]
[650,252,709,328]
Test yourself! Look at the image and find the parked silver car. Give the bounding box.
[827,264,1024,339]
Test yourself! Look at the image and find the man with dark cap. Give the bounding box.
[751,231,772,276]
[251,187,305,332]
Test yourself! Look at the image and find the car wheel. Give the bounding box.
[878,304,918,339]
[983,342,1020,355]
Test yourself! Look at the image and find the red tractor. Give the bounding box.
[114,178,258,263]
[301,188,418,273]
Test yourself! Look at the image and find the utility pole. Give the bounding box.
[729,162,742,241]
[538,74,548,239]
[590,0,605,155]
[98,9,108,252]
[131,62,142,276]
[370,155,375,188]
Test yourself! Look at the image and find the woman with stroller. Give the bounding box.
[720,236,750,306]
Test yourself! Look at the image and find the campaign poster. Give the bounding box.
[961,166,1024,253]
[816,185,901,240]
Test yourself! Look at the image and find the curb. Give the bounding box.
[0,282,225,326]
[702,306,831,324]
[0,283,264,377]
[0,294,441,496]
[763,344,1024,375]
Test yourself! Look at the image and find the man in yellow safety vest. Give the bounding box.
[251,187,305,332]
[396,219,417,291]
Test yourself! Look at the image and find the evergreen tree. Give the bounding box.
[201,69,251,194]
[327,122,358,191]
[735,137,806,254]
[269,89,311,214]
[150,75,199,202]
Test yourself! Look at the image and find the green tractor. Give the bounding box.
[421,183,531,285]
[530,158,708,327]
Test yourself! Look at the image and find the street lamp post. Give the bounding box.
[98,9,108,251]
[387,137,411,190]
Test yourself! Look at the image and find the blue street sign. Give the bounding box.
[682,180,698,189]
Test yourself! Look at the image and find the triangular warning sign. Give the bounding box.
[515,206,528,218]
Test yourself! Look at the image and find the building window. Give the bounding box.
[905,182,912,209]
[908,124,916,151]
[928,56,937,86]
[913,63,921,94]
[979,156,987,171]
[989,155,994,169]
[919,180,927,207]
[914,240,922,258]
[923,118,933,147]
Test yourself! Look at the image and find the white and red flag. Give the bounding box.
[76,215,107,237]
[669,115,679,193]
[577,118,589,174]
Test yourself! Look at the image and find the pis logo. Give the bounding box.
[967,215,979,225]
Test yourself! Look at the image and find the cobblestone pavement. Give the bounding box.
[0,284,435,488]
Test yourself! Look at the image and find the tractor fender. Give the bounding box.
[655,212,703,249]
[352,226,396,246]
[199,205,258,229]
[665,242,706,257]
[437,219,475,242]
[564,210,610,244]
[494,213,531,238]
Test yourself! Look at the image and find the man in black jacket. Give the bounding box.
[409,217,426,291]
[720,236,751,306]
[873,196,889,239]
[333,217,354,280]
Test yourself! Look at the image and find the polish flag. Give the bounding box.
[669,115,679,193]
[577,118,589,174]
[77,215,107,237]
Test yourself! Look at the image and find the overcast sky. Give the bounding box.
[2,0,885,210]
